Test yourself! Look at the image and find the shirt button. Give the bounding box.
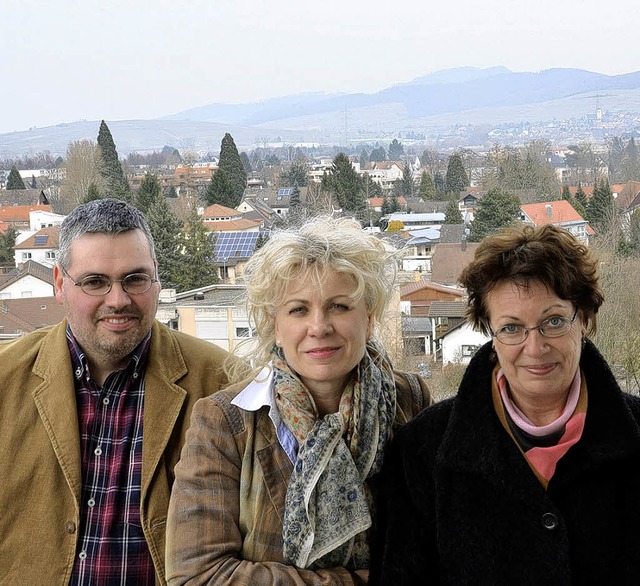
[88,498,95,508]
[94,447,102,456]
[542,512,559,530]
[75,368,82,379]
[67,521,76,534]
[133,372,139,379]
[102,397,110,406]
[78,551,87,560]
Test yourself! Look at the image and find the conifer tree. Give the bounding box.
[388,139,404,161]
[418,171,436,200]
[575,183,588,215]
[173,205,218,291]
[326,153,365,213]
[216,133,247,207]
[204,168,237,208]
[587,178,615,234]
[6,166,26,190]
[561,184,572,201]
[0,227,18,263]
[136,173,162,214]
[83,182,102,203]
[369,146,387,162]
[444,154,469,195]
[469,188,521,242]
[96,120,130,201]
[444,198,463,224]
[240,151,253,174]
[146,194,182,289]
[433,172,446,198]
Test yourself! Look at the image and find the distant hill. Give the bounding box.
[2,66,640,156]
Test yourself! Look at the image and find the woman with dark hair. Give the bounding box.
[372,223,640,585]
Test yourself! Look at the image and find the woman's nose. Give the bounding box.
[523,328,548,355]
[308,311,332,336]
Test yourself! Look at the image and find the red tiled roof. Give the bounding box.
[0,205,52,223]
[521,200,584,226]
[203,218,261,232]
[202,204,242,218]
[14,226,60,249]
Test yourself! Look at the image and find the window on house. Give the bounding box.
[462,345,479,357]
[21,252,32,260]
[46,251,56,259]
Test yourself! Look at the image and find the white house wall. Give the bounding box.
[0,276,54,299]
[442,324,491,365]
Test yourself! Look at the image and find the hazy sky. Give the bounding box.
[2,0,638,134]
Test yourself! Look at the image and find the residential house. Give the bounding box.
[202,204,262,233]
[400,280,465,359]
[0,260,54,299]
[439,321,490,365]
[520,199,591,244]
[430,241,480,287]
[0,188,50,206]
[0,297,65,339]
[14,226,60,268]
[0,204,53,231]
[363,161,404,192]
[402,228,440,273]
[383,212,445,231]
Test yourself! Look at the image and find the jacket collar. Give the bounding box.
[437,340,640,498]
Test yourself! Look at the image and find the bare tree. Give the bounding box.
[59,140,106,213]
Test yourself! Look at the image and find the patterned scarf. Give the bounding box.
[274,339,397,570]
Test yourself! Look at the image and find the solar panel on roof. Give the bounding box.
[277,188,293,196]
[214,231,263,261]
[34,235,49,246]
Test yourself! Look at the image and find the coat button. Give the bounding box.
[67,521,76,534]
[542,512,559,530]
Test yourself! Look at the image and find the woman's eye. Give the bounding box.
[289,306,305,315]
[502,324,520,334]
[331,303,349,311]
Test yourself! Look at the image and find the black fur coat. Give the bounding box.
[371,340,640,585]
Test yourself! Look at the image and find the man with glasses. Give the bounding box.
[0,199,230,585]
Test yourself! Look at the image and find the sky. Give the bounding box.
[2,0,639,135]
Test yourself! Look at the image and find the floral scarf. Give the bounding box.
[274,339,396,570]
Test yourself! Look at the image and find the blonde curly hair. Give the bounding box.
[226,215,398,381]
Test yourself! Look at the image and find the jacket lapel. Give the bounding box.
[140,322,188,497]
[30,321,83,505]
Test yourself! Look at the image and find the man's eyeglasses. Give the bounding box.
[61,266,158,296]
[488,308,579,345]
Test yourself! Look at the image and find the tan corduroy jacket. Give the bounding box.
[0,319,229,585]
[166,370,431,585]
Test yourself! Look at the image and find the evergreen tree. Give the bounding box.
[240,151,253,174]
[382,193,400,215]
[96,120,130,201]
[146,194,183,289]
[6,166,26,190]
[359,149,369,168]
[174,205,218,291]
[388,139,404,161]
[561,184,572,201]
[83,182,102,203]
[433,172,446,198]
[0,227,18,263]
[394,164,414,197]
[444,154,469,195]
[281,158,309,188]
[469,188,522,242]
[326,153,365,213]
[575,183,588,216]
[418,171,436,200]
[444,198,463,224]
[216,133,247,207]
[167,185,178,198]
[136,173,162,214]
[622,137,640,182]
[362,173,382,197]
[587,177,615,234]
[204,168,237,207]
[30,175,37,189]
[369,146,387,162]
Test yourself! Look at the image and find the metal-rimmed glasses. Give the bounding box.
[61,266,158,296]
[488,307,579,345]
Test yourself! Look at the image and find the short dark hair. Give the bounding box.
[58,199,156,269]
[459,223,604,335]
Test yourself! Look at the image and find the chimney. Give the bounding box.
[545,204,552,219]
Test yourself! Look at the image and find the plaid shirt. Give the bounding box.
[68,325,155,586]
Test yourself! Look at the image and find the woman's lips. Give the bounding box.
[306,347,339,359]
[522,363,556,376]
